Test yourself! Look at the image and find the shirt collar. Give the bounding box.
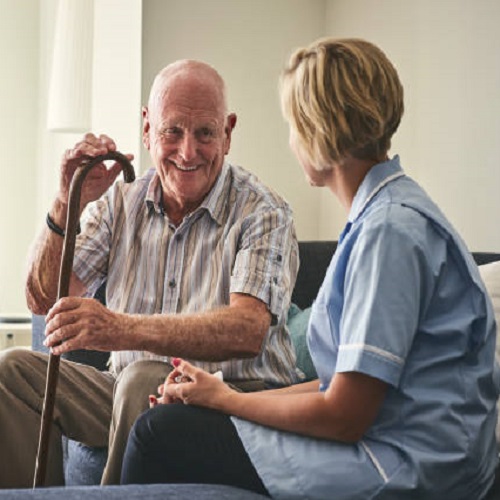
[348,155,404,223]
[145,162,230,226]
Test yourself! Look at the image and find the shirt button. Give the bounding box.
[277,254,282,262]
[168,279,176,288]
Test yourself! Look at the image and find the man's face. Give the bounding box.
[143,76,235,213]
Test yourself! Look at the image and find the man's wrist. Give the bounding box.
[46,212,81,237]
[46,212,65,237]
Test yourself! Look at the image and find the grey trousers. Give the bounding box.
[0,348,171,488]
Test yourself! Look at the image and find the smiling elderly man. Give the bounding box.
[0,60,299,488]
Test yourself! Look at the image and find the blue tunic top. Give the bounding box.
[232,156,499,499]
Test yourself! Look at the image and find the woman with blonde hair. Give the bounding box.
[121,38,499,499]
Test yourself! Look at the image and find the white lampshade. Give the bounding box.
[47,0,94,133]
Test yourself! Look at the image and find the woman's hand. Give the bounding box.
[150,362,190,406]
[149,358,234,410]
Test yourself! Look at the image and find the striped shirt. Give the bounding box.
[73,162,301,386]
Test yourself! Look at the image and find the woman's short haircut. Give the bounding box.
[280,38,404,170]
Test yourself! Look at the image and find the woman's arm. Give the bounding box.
[165,359,388,443]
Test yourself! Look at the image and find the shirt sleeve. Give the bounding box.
[72,191,114,297]
[230,206,299,323]
[335,205,435,387]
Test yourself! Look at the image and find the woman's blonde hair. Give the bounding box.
[280,38,404,170]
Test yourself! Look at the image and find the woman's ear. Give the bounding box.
[142,106,151,149]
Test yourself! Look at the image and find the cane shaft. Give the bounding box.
[33,152,135,487]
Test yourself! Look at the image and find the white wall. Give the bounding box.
[92,0,142,159]
[0,1,39,316]
[141,0,326,240]
[3,0,500,314]
[324,0,500,251]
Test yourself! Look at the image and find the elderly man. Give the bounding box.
[0,60,299,487]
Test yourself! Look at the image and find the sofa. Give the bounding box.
[16,241,500,498]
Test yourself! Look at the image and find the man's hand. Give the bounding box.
[44,296,129,354]
[58,133,134,210]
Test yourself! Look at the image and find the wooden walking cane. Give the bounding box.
[33,151,135,487]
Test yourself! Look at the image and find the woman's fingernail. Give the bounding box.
[149,395,158,406]
[172,358,181,367]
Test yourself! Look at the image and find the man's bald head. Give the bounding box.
[148,60,228,119]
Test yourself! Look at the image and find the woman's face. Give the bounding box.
[288,127,329,187]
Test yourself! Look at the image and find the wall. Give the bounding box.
[0,1,39,316]
[323,0,500,251]
[92,0,142,159]
[2,0,499,315]
[141,0,326,241]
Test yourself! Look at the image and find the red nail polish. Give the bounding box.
[172,357,181,367]
[149,395,157,404]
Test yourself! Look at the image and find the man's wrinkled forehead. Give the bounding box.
[148,60,227,116]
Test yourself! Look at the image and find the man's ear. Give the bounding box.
[142,106,151,149]
[224,113,237,155]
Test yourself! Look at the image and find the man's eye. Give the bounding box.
[197,128,215,141]
[160,127,181,136]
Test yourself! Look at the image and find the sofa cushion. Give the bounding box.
[0,484,269,499]
[478,261,500,444]
[287,303,316,381]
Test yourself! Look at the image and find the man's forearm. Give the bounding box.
[124,304,269,361]
[25,199,68,314]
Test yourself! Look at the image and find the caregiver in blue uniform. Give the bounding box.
[121,38,499,500]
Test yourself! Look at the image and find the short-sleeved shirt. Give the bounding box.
[232,156,499,499]
[72,162,301,387]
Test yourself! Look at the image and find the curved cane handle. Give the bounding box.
[58,151,136,299]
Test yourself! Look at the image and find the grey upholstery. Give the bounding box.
[0,484,268,499]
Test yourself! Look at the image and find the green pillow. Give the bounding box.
[287,303,317,381]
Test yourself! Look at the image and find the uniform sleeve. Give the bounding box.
[230,206,299,324]
[335,205,435,387]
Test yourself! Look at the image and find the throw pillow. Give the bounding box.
[287,303,317,381]
[478,261,500,443]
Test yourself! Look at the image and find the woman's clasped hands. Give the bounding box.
[149,358,231,410]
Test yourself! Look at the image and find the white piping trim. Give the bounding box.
[339,343,404,365]
[361,441,389,483]
[357,172,405,216]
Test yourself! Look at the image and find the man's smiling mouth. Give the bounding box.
[174,163,200,172]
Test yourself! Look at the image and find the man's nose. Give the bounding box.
[178,134,197,162]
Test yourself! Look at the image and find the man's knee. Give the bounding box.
[113,360,171,407]
[0,348,46,379]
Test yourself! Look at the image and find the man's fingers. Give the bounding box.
[97,134,116,150]
[46,297,82,322]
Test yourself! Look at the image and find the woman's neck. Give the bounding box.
[327,155,387,212]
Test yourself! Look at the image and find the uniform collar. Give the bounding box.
[348,155,405,224]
